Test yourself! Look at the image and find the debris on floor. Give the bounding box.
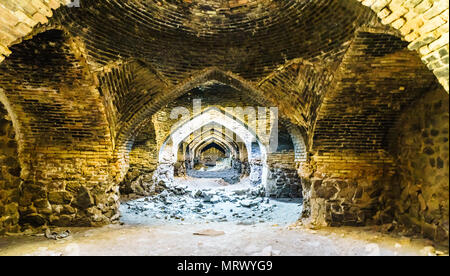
[119,178,303,226]
[44,229,71,240]
[193,229,225,236]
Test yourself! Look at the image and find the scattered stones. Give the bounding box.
[44,229,71,240]
[240,199,259,208]
[119,180,302,225]
[188,168,241,185]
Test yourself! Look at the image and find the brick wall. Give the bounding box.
[302,31,440,228]
[1,1,446,91]
[358,0,449,91]
[266,152,302,198]
[0,30,118,228]
[120,120,158,196]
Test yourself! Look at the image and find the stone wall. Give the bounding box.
[388,87,449,242]
[120,121,158,196]
[266,152,302,198]
[0,102,20,234]
[299,152,395,227]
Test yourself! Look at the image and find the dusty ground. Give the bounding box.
[0,223,448,256]
[0,177,448,256]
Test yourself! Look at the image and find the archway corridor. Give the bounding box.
[0,0,448,257]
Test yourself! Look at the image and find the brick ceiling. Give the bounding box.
[0,0,441,153]
[48,0,375,82]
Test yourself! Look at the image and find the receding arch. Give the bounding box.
[113,68,277,181]
[191,135,238,159]
[185,127,241,155]
[194,138,233,159]
[183,128,247,171]
[159,107,266,162]
[156,107,268,186]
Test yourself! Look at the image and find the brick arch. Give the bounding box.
[113,68,275,180]
[357,0,449,91]
[194,138,232,159]
[192,136,237,159]
[185,128,242,156]
[284,123,308,162]
[156,107,269,186]
[300,29,445,227]
[159,107,266,163]
[0,28,117,227]
[187,129,242,153]
[0,0,448,231]
[0,1,72,62]
[182,126,249,168]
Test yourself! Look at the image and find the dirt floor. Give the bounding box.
[0,223,448,256]
[0,177,448,256]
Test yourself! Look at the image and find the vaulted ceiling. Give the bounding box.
[0,0,442,154]
[47,0,377,81]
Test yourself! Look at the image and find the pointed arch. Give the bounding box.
[159,107,266,163]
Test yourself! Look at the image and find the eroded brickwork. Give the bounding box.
[0,102,20,234]
[358,0,449,91]
[388,87,449,242]
[120,120,158,196]
[0,30,119,228]
[267,152,302,198]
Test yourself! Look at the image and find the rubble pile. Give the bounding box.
[120,183,302,225]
